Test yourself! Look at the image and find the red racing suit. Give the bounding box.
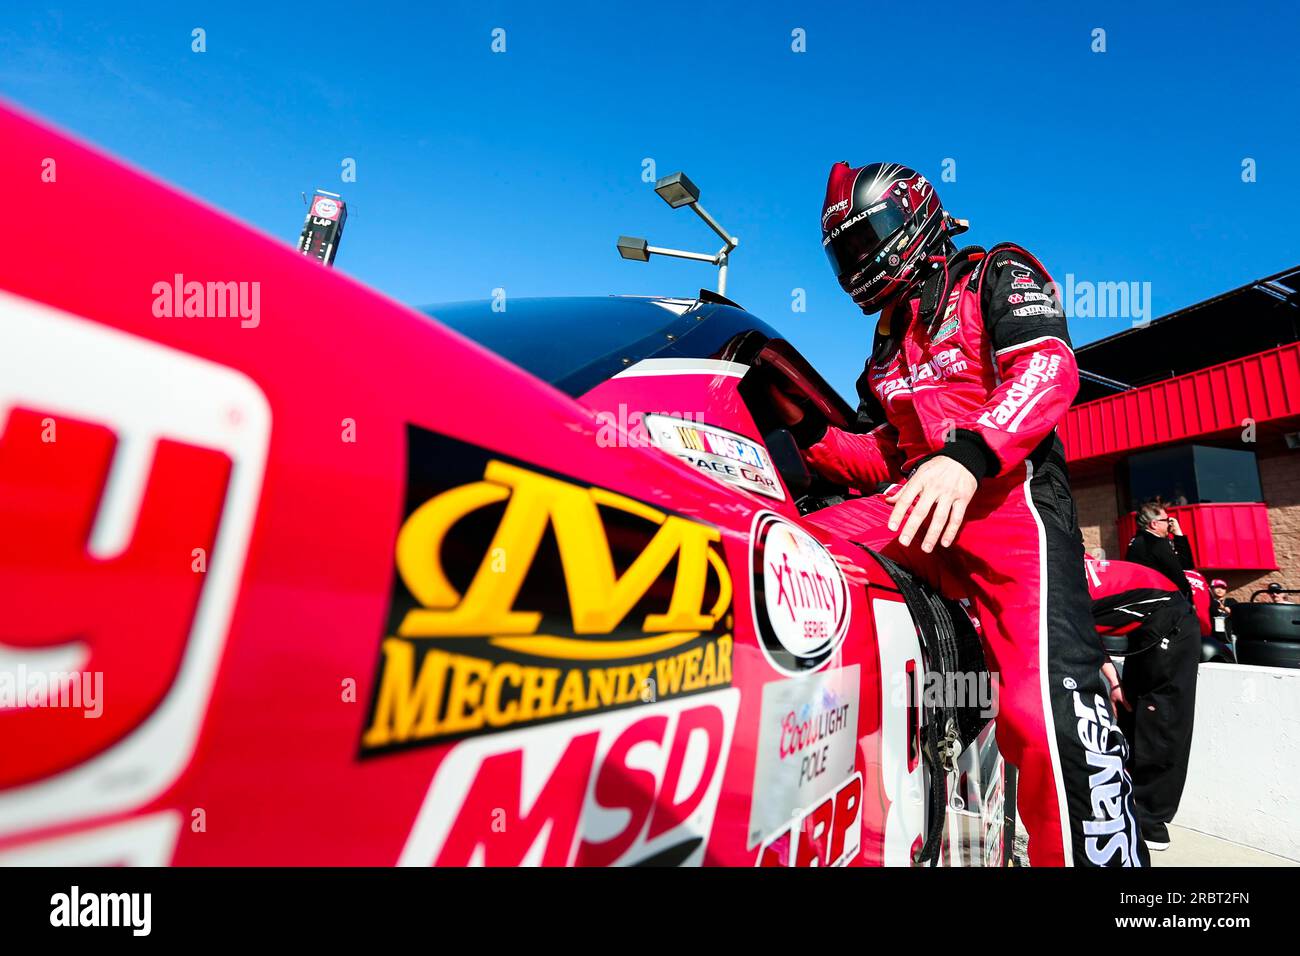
[803,243,1148,866]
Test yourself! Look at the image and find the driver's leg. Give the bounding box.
[805,485,945,588]
[952,463,1148,866]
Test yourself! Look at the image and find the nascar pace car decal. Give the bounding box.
[361,426,734,755]
[644,414,785,501]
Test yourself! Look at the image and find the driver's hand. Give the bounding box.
[767,382,805,427]
[886,456,977,552]
[1101,661,1131,712]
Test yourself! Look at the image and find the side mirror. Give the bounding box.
[765,428,812,498]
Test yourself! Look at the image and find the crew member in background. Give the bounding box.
[1125,501,1195,601]
[1086,557,1200,852]
[1263,582,1292,604]
[1209,578,1232,638]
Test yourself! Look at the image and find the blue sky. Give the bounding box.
[3,2,1297,400]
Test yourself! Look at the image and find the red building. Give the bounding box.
[1063,265,1300,601]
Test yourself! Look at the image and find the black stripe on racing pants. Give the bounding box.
[1030,468,1150,867]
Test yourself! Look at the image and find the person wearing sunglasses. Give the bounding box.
[1125,501,1196,602]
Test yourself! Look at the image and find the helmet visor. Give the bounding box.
[823,202,908,278]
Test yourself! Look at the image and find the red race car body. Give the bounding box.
[0,103,1007,867]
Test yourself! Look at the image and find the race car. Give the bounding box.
[0,102,1009,866]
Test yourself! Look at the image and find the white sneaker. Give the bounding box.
[1144,824,1170,851]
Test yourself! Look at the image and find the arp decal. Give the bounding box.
[398,689,740,866]
[750,511,850,675]
[756,772,863,867]
[747,665,859,847]
[645,414,786,501]
[361,426,734,754]
[0,291,269,838]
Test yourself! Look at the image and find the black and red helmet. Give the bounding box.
[822,161,954,314]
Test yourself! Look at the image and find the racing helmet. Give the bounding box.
[821,161,959,314]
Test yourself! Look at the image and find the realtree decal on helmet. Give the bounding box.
[821,161,956,314]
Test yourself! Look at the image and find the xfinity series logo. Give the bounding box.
[750,512,850,675]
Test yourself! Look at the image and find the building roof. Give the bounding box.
[1074,264,1300,404]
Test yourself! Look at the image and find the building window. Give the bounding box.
[1119,443,1262,512]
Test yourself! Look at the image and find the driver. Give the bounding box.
[777,161,1147,866]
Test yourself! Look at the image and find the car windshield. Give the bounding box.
[420,297,692,387]
[420,295,779,397]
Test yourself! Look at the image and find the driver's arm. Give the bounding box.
[935,250,1080,481]
[795,377,906,487]
[802,420,906,488]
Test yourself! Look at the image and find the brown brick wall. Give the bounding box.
[1071,470,1121,560]
[1239,449,1300,601]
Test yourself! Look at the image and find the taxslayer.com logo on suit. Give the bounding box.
[750,512,850,675]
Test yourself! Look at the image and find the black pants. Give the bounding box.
[1115,608,1200,829]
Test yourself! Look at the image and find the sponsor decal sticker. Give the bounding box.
[398,689,739,866]
[646,415,785,501]
[932,290,963,343]
[822,199,849,227]
[1011,304,1060,317]
[311,196,340,220]
[757,772,863,867]
[1010,270,1039,290]
[750,512,851,675]
[747,666,859,846]
[1073,691,1138,865]
[361,427,734,755]
[977,352,1062,432]
[932,317,960,343]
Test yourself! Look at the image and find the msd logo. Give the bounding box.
[398,689,740,866]
[0,291,269,842]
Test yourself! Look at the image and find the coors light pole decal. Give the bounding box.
[298,190,347,266]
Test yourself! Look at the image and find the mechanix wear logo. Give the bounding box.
[361,427,734,755]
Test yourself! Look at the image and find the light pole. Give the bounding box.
[616,171,739,296]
